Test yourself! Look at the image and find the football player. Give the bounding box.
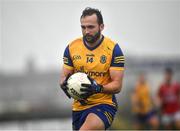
[157,68,180,129]
[131,72,159,129]
[60,7,125,130]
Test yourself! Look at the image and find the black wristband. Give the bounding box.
[98,84,104,93]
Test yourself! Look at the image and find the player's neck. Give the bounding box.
[85,35,103,48]
[165,80,172,86]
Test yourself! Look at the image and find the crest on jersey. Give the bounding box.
[100,55,107,64]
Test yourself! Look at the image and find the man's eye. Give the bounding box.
[81,26,86,29]
[81,25,95,29]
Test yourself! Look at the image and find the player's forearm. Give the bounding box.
[101,69,124,94]
[60,67,74,85]
[60,73,66,85]
[102,80,123,94]
[154,96,162,108]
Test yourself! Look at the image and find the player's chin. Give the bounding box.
[85,36,93,42]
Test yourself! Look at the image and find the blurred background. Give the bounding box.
[0,0,180,130]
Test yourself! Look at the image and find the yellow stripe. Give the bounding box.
[104,112,111,124]
[115,60,124,63]
[112,103,117,107]
[105,112,111,123]
[110,67,124,71]
[115,58,125,60]
[115,59,124,61]
[114,60,125,62]
[115,56,124,59]
[114,61,125,64]
[115,59,124,62]
[63,64,74,70]
[115,61,125,63]
[115,58,125,61]
[106,112,112,123]
[115,57,124,59]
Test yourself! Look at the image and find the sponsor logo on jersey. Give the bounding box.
[85,71,106,77]
[100,55,107,64]
[73,55,81,61]
[75,68,106,77]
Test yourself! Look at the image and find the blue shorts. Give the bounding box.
[135,110,156,123]
[72,104,117,130]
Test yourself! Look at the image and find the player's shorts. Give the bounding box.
[135,110,157,123]
[72,104,117,130]
[161,111,180,125]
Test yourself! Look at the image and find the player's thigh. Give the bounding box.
[147,111,159,125]
[148,115,159,128]
[80,113,105,130]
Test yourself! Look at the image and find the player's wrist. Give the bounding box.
[96,84,103,93]
[91,80,103,93]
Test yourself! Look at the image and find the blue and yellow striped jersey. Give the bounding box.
[63,35,125,111]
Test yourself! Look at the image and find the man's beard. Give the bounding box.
[84,30,101,44]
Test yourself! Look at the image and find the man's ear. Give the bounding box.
[100,24,104,31]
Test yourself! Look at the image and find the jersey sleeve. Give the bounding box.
[110,44,125,71]
[63,45,74,70]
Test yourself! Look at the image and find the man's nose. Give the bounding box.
[84,28,90,34]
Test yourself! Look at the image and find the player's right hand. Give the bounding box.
[60,74,71,99]
[80,76,103,99]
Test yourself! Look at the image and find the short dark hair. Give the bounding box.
[81,7,104,25]
[165,67,173,74]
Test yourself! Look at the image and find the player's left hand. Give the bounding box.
[80,76,103,98]
[60,74,72,99]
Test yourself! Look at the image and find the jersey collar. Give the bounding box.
[83,35,104,51]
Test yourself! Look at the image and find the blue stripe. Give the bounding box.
[110,44,124,67]
[63,45,73,67]
[72,104,117,130]
[112,94,118,108]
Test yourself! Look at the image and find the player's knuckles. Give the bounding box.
[80,88,86,92]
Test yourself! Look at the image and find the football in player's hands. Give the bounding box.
[66,72,91,100]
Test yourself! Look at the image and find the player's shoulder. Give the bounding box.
[159,83,168,91]
[173,81,180,85]
[68,37,83,47]
[104,36,123,50]
[104,36,116,47]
